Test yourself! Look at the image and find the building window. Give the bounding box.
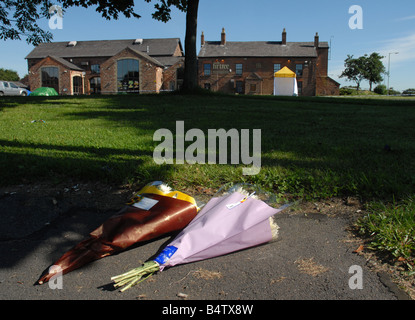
[236,64,243,76]
[117,59,139,93]
[296,64,303,76]
[250,84,257,92]
[204,83,211,90]
[90,77,101,94]
[91,64,100,74]
[72,76,83,95]
[256,63,262,69]
[274,64,281,73]
[41,67,59,92]
[203,64,211,76]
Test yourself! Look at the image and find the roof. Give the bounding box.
[199,41,329,58]
[124,47,165,67]
[246,72,263,80]
[48,55,84,71]
[25,38,183,59]
[155,56,185,68]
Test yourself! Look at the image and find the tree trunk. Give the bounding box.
[182,0,199,92]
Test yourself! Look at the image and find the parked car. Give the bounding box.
[0,81,29,96]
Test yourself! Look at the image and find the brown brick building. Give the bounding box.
[25,38,184,95]
[198,28,339,96]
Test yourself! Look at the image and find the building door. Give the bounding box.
[89,77,101,94]
[72,76,83,95]
[176,66,184,91]
[236,81,244,94]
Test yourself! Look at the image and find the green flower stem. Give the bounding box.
[111,261,160,292]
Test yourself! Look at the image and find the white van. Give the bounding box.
[0,81,28,96]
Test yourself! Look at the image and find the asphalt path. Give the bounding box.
[0,187,411,304]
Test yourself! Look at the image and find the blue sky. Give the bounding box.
[1,0,414,91]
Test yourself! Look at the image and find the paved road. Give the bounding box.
[0,189,410,302]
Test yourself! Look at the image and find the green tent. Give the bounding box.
[30,87,58,96]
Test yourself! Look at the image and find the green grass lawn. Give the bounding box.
[1,93,414,199]
[1,93,414,267]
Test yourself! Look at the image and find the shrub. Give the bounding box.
[388,88,401,95]
[374,84,387,95]
[339,87,355,95]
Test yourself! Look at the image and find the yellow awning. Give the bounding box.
[274,66,296,78]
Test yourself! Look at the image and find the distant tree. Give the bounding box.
[340,53,386,92]
[403,88,415,95]
[362,53,385,91]
[0,68,20,81]
[0,0,199,92]
[340,55,366,92]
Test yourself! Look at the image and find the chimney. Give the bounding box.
[282,28,287,45]
[314,32,319,48]
[201,31,205,46]
[221,28,226,46]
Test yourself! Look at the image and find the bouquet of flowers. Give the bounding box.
[37,181,199,284]
[112,184,290,292]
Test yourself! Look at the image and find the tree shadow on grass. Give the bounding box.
[0,146,174,186]
[0,95,92,110]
